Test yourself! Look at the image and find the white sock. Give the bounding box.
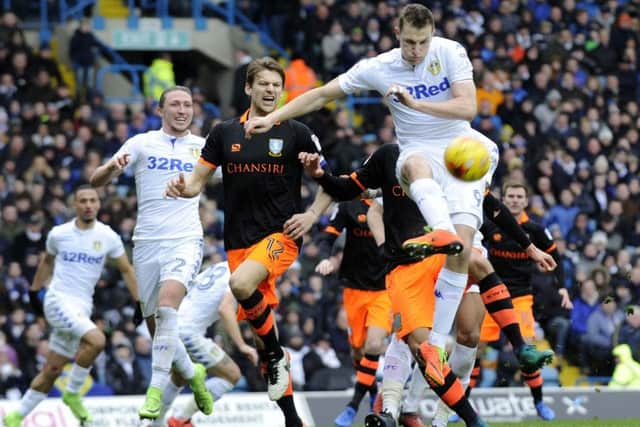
[403,364,429,413]
[206,377,234,400]
[18,389,47,416]
[176,396,200,420]
[409,178,455,232]
[429,268,468,348]
[381,336,414,419]
[150,306,180,390]
[151,379,182,426]
[382,337,413,383]
[381,378,403,420]
[448,343,477,388]
[173,340,195,380]
[66,363,91,393]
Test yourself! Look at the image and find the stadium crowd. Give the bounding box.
[1,0,640,400]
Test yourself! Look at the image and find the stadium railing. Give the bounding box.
[193,0,289,59]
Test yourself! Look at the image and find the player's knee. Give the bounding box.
[364,337,385,355]
[44,362,64,378]
[456,329,480,348]
[83,330,106,353]
[469,252,493,279]
[222,361,242,385]
[402,155,431,182]
[229,274,253,300]
[158,282,186,308]
[350,347,363,363]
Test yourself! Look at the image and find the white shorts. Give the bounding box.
[179,287,228,368]
[178,279,228,335]
[133,237,203,317]
[44,291,95,359]
[396,128,499,229]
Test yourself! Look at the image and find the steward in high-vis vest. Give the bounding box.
[609,344,640,387]
[144,54,175,100]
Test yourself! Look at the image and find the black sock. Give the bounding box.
[417,359,479,425]
[479,273,526,352]
[238,290,283,358]
[348,382,369,410]
[277,395,302,427]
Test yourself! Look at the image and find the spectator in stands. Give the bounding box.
[321,21,346,78]
[339,27,372,71]
[0,342,23,398]
[69,18,101,101]
[616,306,640,362]
[105,338,146,395]
[231,49,252,116]
[302,333,341,390]
[284,53,317,103]
[285,330,310,390]
[545,189,580,238]
[582,298,624,375]
[566,212,591,252]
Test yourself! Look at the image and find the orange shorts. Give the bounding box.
[480,294,534,342]
[227,233,299,320]
[343,287,392,348]
[385,254,447,339]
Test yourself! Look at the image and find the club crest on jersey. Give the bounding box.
[93,241,102,251]
[268,138,283,157]
[190,148,201,159]
[428,59,441,75]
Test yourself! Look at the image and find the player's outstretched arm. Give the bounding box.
[28,252,54,315]
[113,253,144,324]
[218,292,259,366]
[30,252,55,291]
[245,78,346,136]
[90,153,130,187]
[366,200,385,246]
[387,80,477,121]
[165,162,213,198]
[113,253,139,301]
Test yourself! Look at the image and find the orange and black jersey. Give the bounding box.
[315,143,426,271]
[199,111,323,250]
[483,212,565,298]
[316,199,386,291]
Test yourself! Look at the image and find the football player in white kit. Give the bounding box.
[90,86,213,421]
[244,3,498,387]
[150,261,258,427]
[3,185,138,427]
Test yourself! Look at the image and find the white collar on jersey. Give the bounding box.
[160,128,191,143]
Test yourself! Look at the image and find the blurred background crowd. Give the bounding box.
[1,0,640,399]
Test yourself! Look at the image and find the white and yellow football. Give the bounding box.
[444,136,491,182]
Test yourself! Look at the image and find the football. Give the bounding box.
[444,136,491,182]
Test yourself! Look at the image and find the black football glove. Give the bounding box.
[28,289,45,316]
[133,301,144,326]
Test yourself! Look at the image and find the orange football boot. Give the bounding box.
[402,229,463,259]
[418,342,447,386]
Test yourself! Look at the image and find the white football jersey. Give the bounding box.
[179,261,231,332]
[114,130,205,241]
[46,219,125,306]
[338,37,473,144]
